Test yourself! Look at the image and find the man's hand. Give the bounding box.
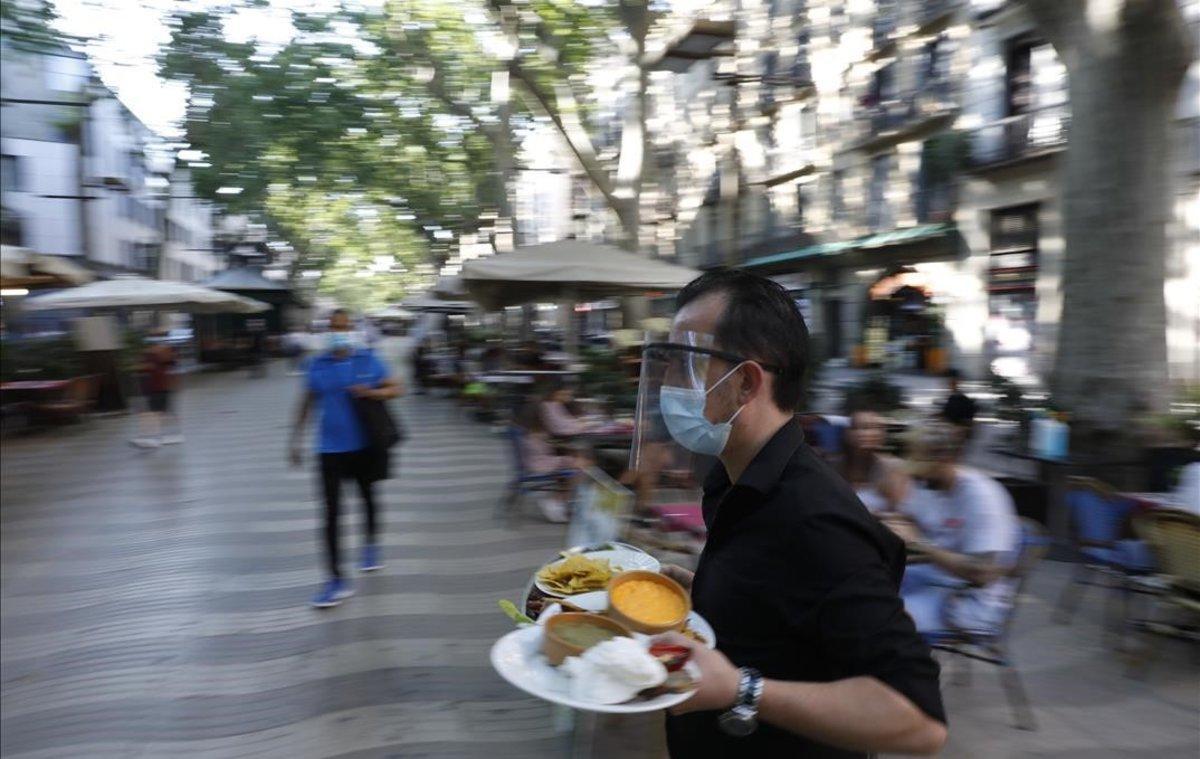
[660,564,695,591]
[653,632,740,715]
[349,384,374,399]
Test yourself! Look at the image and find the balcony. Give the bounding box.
[867,15,899,62]
[853,84,959,153]
[966,104,1069,171]
[916,0,960,36]
[646,19,735,73]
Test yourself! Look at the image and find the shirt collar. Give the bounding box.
[703,417,807,496]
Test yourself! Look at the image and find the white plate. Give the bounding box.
[551,591,717,649]
[489,625,698,714]
[534,549,661,597]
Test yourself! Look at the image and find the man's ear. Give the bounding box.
[739,362,767,404]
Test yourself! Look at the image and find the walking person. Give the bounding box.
[631,270,946,757]
[289,309,403,608]
[131,329,182,449]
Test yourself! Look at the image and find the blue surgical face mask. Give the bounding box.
[327,331,357,354]
[658,364,746,456]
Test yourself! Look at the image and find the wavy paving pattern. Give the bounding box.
[0,366,611,758]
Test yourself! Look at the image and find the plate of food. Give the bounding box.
[489,613,699,714]
[534,549,660,597]
[548,590,716,649]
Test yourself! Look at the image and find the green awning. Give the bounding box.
[743,223,955,269]
[857,222,954,249]
[743,240,857,269]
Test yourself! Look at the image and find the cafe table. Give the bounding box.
[0,379,72,394]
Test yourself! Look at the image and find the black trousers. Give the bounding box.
[319,451,379,579]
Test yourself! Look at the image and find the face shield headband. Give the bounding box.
[629,336,784,467]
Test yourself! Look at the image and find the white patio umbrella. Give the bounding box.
[23,276,270,314]
[462,239,700,354]
[1,245,95,288]
[461,239,699,310]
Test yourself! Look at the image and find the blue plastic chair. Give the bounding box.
[924,518,1051,731]
[800,414,844,458]
[1054,478,1157,636]
[497,426,575,516]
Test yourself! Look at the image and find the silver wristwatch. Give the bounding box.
[717,667,764,737]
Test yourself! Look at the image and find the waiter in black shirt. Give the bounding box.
[630,270,946,757]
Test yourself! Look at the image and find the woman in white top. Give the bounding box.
[840,408,911,515]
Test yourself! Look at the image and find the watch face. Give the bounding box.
[718,707,758,737]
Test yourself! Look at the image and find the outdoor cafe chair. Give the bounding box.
[924,518,1051,731]
[1126,508,1200,673]
[29,374,101,425]
[497,425,576,518]
[1054,477,1157,641]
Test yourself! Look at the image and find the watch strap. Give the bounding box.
[735,667,763,709]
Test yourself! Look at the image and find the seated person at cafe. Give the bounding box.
[516,403,583,523]
[882,421,1020,634]
[839,403,911,514]
[539,383,592,437]
[939,368,977,428]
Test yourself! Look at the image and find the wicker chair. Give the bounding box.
[29,374,100,424]
[1128,508,1200,651]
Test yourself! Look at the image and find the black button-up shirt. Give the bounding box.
[666,419,945,758]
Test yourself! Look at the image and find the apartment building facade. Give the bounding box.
[1,37,220,283]
[651,0,1199,383]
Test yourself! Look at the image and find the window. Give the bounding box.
[796,183,807,228]
[1,155,21,192]
[867,155,892,232]
[830,170,846,221]
[799,105,817,155]
[987,204,1040,377]
[921,34,954,100]
[1005,38,1064,117]
[0,206,23,246]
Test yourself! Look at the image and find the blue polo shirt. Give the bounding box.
[307,348,388,453]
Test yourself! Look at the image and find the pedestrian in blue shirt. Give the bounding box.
[289,309,402,608]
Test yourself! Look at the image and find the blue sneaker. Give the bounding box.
[310,578,354,608]
[359,544,383,572]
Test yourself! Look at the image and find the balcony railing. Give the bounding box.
[855,81,959,150]
[966,103,1070,169]
[917,0,960,33]
[872,15,897,52]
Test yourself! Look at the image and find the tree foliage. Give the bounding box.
[158,0,661,308]
[0,0,73,52]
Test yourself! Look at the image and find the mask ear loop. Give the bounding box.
[705,361,749,425]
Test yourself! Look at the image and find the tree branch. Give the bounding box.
[509,61,620,208]
[423,63,492,135]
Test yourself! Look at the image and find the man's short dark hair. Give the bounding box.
[676,268,809,411]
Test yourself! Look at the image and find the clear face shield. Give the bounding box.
[629,331,754,475]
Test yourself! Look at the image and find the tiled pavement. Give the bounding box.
[1,354,608,758]
[2,348,1198,758]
